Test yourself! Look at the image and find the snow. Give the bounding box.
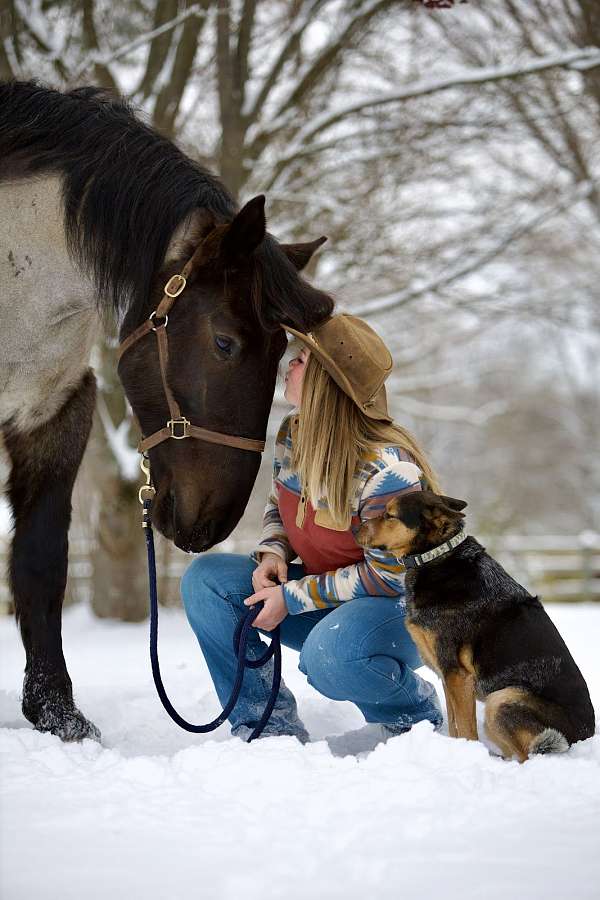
[1,601,599,900]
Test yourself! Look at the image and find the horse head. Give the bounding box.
[118,195,332,552]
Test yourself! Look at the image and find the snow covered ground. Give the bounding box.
[1,601,599,900]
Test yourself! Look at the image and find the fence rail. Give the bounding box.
[1,532,599,615]
[483,532,600,604]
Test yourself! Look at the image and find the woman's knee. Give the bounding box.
[298,617,355,699]
[297,600,421,698]
[180,553,253,624]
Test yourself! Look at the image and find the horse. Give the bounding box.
[0,80,334,743]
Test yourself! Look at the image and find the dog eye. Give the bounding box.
[215,335,233,354]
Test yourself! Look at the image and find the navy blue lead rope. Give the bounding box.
[143,499,282,742]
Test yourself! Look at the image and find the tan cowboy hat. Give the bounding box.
[283,313,393,422]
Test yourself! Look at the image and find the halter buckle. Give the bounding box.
[164,274,187,297]
[168,416,191,439]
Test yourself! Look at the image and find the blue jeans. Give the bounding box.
[180,553,443,740]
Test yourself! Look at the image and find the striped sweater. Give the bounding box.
[251,411,424,614]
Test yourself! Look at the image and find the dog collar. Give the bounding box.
[398,531,468,569]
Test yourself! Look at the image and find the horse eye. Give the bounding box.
[215,335,233,354]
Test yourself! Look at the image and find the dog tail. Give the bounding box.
[529,727,569,756]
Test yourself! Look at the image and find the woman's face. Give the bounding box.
[283,344,309,407]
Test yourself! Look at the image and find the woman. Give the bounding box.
[180,314,443,743]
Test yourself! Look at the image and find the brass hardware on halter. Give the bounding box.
[168,416,191,439]
[139,455,156,515]
[164,274,187,297]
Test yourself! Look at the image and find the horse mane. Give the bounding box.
[0,81,238,321]
[0,80,333,331]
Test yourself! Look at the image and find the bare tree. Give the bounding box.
[3,0,599,613]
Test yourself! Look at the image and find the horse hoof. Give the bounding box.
[31,705,102,743]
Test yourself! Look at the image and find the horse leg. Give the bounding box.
[3,369,100,742]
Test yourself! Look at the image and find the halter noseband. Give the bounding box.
[117,259,265,456]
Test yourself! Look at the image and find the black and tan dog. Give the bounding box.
[357,492,595,762]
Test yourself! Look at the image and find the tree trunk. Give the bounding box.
[90,478,149,621]
[87,343,150,621]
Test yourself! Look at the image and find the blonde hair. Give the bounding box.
[292,350,441,529]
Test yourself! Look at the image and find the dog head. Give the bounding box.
[356,491,468,557]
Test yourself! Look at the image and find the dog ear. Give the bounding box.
[422,498,466,533]
[437,495,468,512]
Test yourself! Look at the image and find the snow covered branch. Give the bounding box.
[245,0,398,152]
[95,393,140,483]
[390,393,510,426]
[69,3,210,83]
[353,180,595,318]
[241,0,328,122]
[257,47,600,166]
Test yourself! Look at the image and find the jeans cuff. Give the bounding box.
[231,722,310,743]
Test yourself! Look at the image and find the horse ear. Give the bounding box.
[281,236,327,271]
[221,195,266,262]
[438,495,468,512]
[164,208,217,264]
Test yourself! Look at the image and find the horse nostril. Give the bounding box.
[189,521,214,551]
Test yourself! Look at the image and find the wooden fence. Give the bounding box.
[1,532,599,616]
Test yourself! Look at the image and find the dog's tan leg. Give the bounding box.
[445,670,478,740]
[484,687,560,763]
[406,622,440,673]
[443,682,458,737]
[484,690,527,761]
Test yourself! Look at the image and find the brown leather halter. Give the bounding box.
[118,259,266,456]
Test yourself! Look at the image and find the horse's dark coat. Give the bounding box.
[3,369,99,741]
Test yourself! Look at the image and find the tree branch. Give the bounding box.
[81,0,118,92]
[265,46,600,155]
[235,0,258,103]
[246,0,400,160]
[389,393,510,427]
[136,0,178,101]
[241,0,329,124]
[153,0,210,136]
[70,2,209,84]
[95,393,139,483]
[12,0,71,81]
[353,180,594,317]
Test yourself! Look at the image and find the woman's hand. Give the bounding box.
[252,552,288,591]
[244,585,288,631]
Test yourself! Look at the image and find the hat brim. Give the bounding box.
[283,324,392,423]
